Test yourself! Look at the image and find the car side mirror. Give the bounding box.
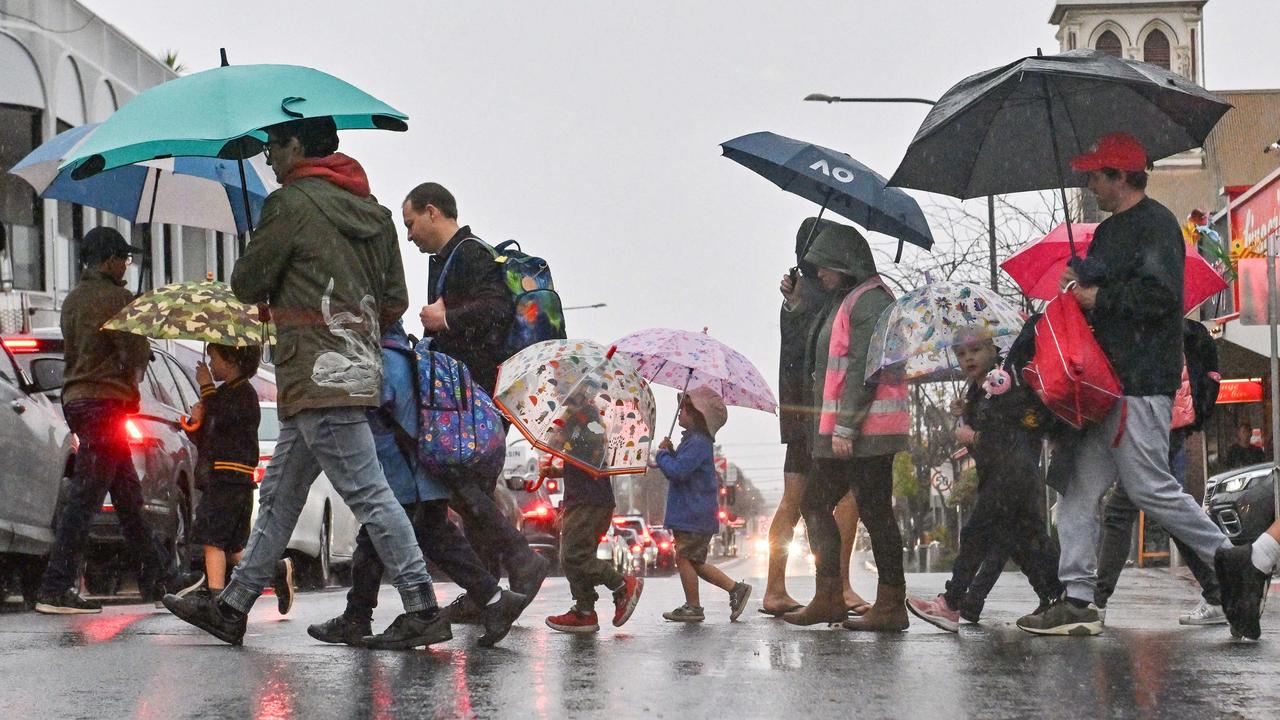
[29,357,65,392]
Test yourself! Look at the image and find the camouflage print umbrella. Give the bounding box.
[103,280,269,346]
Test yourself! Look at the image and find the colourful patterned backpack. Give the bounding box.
[412,339,506,473]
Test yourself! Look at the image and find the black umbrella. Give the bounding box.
[888,49,1231,251]
[721,131,934,261]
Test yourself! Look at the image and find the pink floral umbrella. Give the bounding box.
[612,327,777,437]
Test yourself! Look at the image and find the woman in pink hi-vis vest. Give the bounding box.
[782,223,911,632]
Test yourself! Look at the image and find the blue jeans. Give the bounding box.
[40,399,170,595]
[221,407,435,614]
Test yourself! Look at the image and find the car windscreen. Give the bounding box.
[258,406,280,442]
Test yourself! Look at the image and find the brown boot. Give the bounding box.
[782,576,845,626]
[841,582,909,632]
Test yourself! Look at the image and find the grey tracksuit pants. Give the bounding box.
[1057,395,1230,603]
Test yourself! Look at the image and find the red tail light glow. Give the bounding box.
[659,541,671,551]
[124,418,145,443]
[630,545,641,554]
[718,510,728,521]
[546,479,559,493]
[2,338,40,353]
[522,504,551,519]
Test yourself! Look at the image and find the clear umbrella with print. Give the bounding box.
[494,339,656,477]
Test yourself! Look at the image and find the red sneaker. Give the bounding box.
[612,576,644,627]
[906,593,960,633]
[545,608,600,634]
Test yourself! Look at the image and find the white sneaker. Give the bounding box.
[1178,599,1228,626]
[1097,606,1106,625]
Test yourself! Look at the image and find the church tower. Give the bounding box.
[1050,1,1207,83]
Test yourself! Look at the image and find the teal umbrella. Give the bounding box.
[60,62,407,180]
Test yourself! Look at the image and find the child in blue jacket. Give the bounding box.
[656,386,752,622]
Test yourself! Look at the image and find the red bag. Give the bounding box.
[1021,289,1123,429]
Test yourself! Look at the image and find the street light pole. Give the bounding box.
[805,93,1001,292]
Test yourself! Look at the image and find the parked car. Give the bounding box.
[3,330,200,597]
[613,514,657,570]
[615,527,648,576]
[248,402,359,590]
[1204,462,1276,546]
[0,338,75,606]
[502,439,560,567]
[650,526,676,574]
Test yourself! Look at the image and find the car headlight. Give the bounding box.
[1221,475,1255,493]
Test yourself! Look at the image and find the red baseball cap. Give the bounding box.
[1070,132,1148,173]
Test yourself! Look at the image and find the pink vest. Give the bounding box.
[820,278,909,437]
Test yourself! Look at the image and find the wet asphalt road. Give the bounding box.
[1,552,1276,720]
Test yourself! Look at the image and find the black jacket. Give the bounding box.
[186,378,261,487]
[427,227,513,395]
[1081,197,1185,397]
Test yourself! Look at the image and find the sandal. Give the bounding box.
[758,603,804,617]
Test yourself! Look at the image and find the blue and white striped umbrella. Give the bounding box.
[8,123,276,235]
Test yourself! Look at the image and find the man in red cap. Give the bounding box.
[1017,132,1245,638]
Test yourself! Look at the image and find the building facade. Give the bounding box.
[0,0,242,333]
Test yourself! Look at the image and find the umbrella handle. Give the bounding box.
[664,368,695,440]
[797,190,833,265]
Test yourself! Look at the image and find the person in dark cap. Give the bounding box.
[34,227,201,614]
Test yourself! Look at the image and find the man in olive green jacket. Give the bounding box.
[163,117,446,650]
[36,228,189,614]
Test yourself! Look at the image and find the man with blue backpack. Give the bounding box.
[403,182,552,623]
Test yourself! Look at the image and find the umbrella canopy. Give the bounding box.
[866,282,1025,383]
[721,131,934,254]
[9,123,274,235]
[60,63,408,178]
[612,327,777,413]
[1001,222,1228,312]
[494,339,656,477]
[103,280,269,346]
[888,49,1231,199]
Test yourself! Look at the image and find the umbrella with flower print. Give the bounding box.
[494,339,656,477]
[102,280,269,346]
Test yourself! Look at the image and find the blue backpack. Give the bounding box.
[406,339,506,474]
[437,238,568,358]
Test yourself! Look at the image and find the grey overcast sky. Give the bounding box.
[81,0,1279,500]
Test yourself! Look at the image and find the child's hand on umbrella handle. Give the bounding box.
[780,272,796,298]
[195,361,213,387]
[659,437,674,452]
[954,423,977,446]
[949,398,965,417]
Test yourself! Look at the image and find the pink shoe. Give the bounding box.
[906,594,960,633]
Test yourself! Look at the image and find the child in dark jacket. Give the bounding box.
[657,386,752,623]
[544,394,644,634]
[905,336,1062,632]
[184,344,291,611]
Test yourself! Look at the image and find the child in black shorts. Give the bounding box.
[185,344,292,612]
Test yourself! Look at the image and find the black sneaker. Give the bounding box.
[1016,598,1101,636]
[958,595,984,624]
[508,553,550,610]
[479,590,528,647]
[1216,544,1269,641]
[362,610,452,650]
[307,615,372,647]
[440,595,485,625]
[272,559,295,616]
[34,589,102,615]
[162,592,247,646]
[728,582,753,622]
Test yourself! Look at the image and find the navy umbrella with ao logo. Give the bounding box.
[720,131,934,261]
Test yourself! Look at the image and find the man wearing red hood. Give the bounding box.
[163,117,448,651]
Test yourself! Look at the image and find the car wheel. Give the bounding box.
[297,511,332,591]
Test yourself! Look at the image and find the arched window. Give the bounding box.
[1096,30,1123,57]
[1144,29,1171,69]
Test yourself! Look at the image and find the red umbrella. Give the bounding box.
[1001,222,1227,312]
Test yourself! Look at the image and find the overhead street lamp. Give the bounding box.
[805,92,1001,293]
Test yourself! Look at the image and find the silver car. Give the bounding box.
[0,339,74,605]
[248,402,358,589]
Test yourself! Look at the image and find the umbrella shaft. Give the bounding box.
[1039,75,1077,257]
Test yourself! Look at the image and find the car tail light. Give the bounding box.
[2,338,41,353]
[630,545,641,554]
[599,534,608,543]
[254,455,271,484]
[124,418,145,444]
[718,510,728,521]
[643,531,653,545]
[523,504,552,520]
[659,541,671,551]
[546,479,559,493]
